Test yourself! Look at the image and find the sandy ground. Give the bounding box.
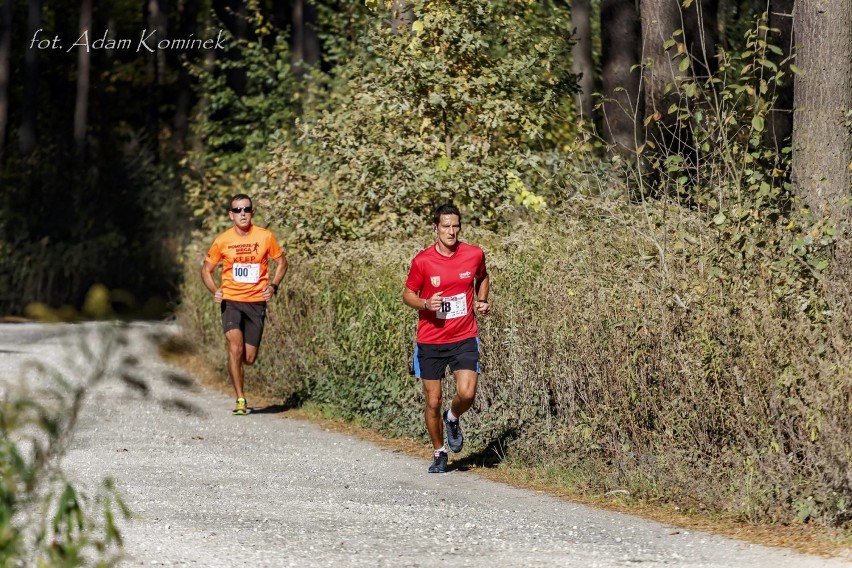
[0,321,848,567]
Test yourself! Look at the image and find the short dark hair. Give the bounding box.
[230,194,252,208]
[432,203,461,226]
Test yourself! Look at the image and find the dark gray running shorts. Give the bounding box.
[220,300,267,347]
[413,337,480,380]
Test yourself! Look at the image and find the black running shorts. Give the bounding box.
[220,300,267,347]
[413,337,480,380]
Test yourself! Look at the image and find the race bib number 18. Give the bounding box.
[437,292,467,320]
[232,262,260,284]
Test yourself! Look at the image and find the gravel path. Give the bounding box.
[0,322,848,567]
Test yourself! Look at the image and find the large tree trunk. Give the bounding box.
[0,0,11,157]
[765,0,794,153]
[571,0,596,122]
[600,0,643,154]
[792,0,852,220]
[20,0,42,156]
[74,0,93,157]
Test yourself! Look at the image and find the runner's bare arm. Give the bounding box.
[474,274,490,315]
[403,287,443,311]
[200,261,223,303]
[263,254,288,301]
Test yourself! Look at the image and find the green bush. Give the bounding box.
[0,329,132,566]
[255,0,579,247]
[179,200,850,527]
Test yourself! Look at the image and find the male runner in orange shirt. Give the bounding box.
[403,203,491,473]
[201,194,288,415]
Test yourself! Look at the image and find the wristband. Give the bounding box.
[476,299,489,303]
[270,283,279,294]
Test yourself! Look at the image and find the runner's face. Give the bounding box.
[434,214,461,250]
[229,198,253,231]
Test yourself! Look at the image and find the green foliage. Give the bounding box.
[257,0,579,246]
[179,208,851,527]
[183,6,304,230]
[630,14,838,317]
[0,330,133,566]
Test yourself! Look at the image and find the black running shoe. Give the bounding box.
[428,451,448,473]
[443,410,464,453]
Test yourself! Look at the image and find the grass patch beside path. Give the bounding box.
[162,345,852,561]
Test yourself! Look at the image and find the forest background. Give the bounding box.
[1,0,851,537]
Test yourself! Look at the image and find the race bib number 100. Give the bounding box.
[437,292,467,320]
[232,262,260,284]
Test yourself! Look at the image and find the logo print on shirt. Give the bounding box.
[459,271,472,279]
[430,276,441,287]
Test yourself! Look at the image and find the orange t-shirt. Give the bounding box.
[204,225,284,302]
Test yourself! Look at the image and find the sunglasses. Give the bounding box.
[231,206,253,214]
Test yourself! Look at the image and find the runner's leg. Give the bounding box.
[422,379,444,449]
[450,369,478,418]
[225,328,246,400]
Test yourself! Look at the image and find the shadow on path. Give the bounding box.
[452,427,519,472]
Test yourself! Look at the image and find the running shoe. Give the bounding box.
[232,398,247,415]
[443,410,464,453]
[428,451,448,473]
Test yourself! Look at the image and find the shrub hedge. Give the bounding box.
[178,200,851,527]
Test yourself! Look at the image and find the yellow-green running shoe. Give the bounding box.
[232,398,247,415]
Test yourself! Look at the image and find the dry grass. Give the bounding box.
[177,198,851,530]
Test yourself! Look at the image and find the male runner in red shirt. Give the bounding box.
[403,203,491,473]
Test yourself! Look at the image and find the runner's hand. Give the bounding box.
[475,300,490,316]
[262,285,274,302]
[426,291,444,311]
[214,288,223,303]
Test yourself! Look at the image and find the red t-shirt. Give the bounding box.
[405,242,488,344]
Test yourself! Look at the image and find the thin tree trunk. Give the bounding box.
[20,0,42,156]
[172,0,199,154]
[74,0,93,156]
[571,0,596,122]
[291,0,320,75]
[683,0,719,79]
[765,0,793,153]
[601,0,643,154]
[0,0,11,157]
[145,0,168,152]
[391,0,413,33]
[213,0,247,95]
[640,0,680,126]
[792,0,852,220]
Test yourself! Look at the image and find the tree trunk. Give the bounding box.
[792,0,852,220]
[391,0,413,33]
[765,0,794,153]
[172,0,199,154]
[74,0,93,156]
[145,0,168,153]
[571,0,596,122]
[600,0,643,154]
[0,0,11,157]
[20,0,42,156]
[683,0,719,79]
[640,0,680,124]
[291,0,320,75]
[213,0,247,96]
